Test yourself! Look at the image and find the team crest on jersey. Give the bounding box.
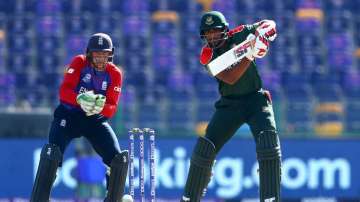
[102,81,107,90]
[205,16,214,25]
[82,73,91,83]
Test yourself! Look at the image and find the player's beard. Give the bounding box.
[203,32,227,49]
[92,57,108,71]
[207,38,226,49]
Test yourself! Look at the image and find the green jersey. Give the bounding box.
[203,24,263,97]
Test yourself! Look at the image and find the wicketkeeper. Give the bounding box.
[181,11,282,202]
[30,33,130,202]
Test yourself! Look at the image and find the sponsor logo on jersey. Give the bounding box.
[114,86,121,92]
[102,81,107,90]
[82,73,91,83]
[78,87,88,94]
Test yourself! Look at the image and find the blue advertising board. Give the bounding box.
[0,138,359,200]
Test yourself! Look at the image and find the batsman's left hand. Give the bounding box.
[252,35,269,58]
[244,34,256,61]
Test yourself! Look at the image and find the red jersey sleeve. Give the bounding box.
[199,45,213,65]
[101,64,122,118]
[59,55,87,106]
[228,25,245,36]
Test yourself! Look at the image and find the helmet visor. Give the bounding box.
[91,51,111,70]
[201,28,227,49]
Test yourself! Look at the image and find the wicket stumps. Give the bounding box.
[128,128,156,202]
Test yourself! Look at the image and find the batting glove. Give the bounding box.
[252,35,269,58]
[245,34,256,61]
[255,20,277,42]
[76,91,96,115]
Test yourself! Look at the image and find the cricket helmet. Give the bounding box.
[86,33,114,62]
[200,11,229,37]
[199,11,229,48]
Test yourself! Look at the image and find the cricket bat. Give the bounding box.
[207,34,256,76]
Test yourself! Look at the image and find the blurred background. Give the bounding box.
[0,0,359,201]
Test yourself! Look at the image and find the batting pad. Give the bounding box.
[105,150,129,202]
[30,144,62,202]
[256,130,282,202]
[182,137,216,202]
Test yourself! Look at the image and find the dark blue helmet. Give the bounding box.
[86,33,114,62]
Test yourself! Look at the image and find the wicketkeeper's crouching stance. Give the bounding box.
[31,33,130,202]
[181,11,281,202]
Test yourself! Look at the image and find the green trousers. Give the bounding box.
[200,89,282,202]
[205,89,277,153]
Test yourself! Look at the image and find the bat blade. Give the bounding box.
[207,34,255,76]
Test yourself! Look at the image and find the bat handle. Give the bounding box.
[247,34,256,47]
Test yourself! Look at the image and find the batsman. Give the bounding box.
[181,11,281,202]
[30,33,131,202]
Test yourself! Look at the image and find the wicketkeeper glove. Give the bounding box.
[83,94,106,116]
[91,94,106,115]
[77,91,97,115]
